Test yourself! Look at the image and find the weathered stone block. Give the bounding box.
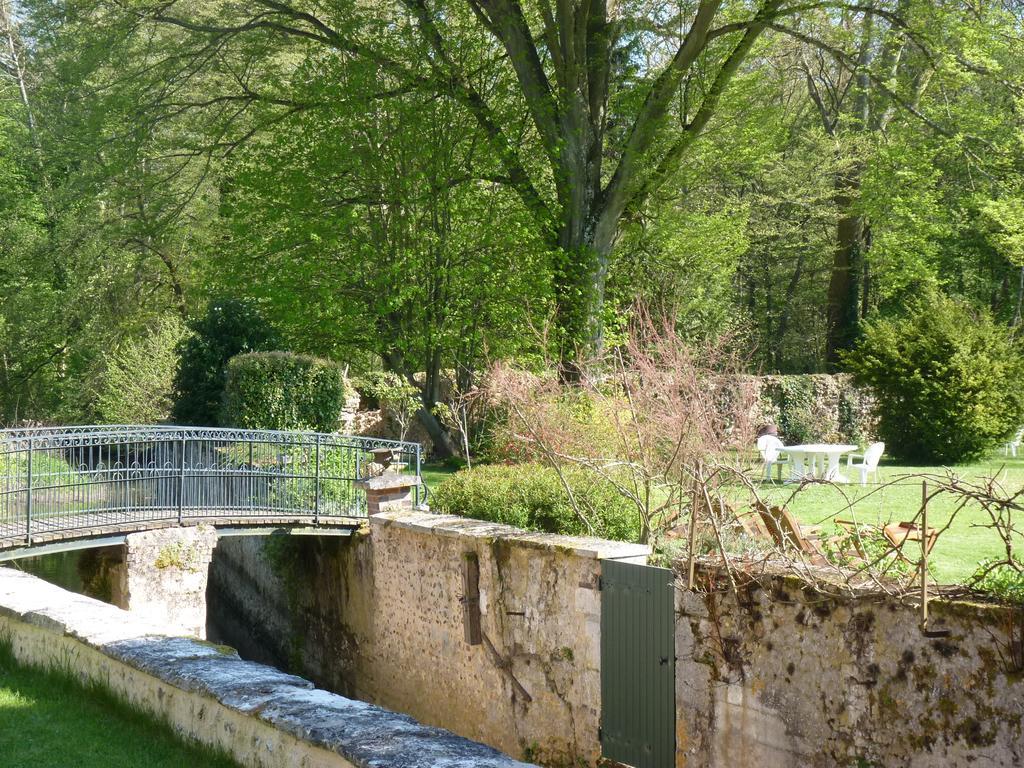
[114,525,218,638]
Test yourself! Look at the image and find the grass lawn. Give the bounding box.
[420,462,458,501]
[750,453,1024,585]
[0,642,239,768]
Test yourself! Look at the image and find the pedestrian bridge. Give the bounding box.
[0,425,423,561]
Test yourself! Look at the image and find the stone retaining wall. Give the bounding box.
[0,567,535,768]
[742,373,878,445]
[201,511,1024,768]
[675,565,1024,767]
[208,512,651,766]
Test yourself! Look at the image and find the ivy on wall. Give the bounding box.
[754,374,876,445]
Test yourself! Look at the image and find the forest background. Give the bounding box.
[2,0,1023,448]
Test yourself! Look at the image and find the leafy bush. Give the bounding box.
[0,450,78,485]
[430,462,640,542]
[95,316,186,424]
[971,559,1024,604]
[351,371,396,410]
[266,445,361,514]
[220,351,347,432]
[171,299,279,426]
[844,292,1024,463]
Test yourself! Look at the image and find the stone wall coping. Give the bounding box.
[370,510,651,562]
[0,567,535,768]
[676,555,1014,614]
[354,473,423,491]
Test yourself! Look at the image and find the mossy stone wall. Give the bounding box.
[742,373,877,445]
[675,565,1024,767]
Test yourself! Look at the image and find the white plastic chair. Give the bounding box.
[847,442,884,485]
[1004,428,1023,458]
[756,435,789,482]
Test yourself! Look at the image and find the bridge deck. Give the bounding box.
[0,510,365,554]
[1,425,419,560]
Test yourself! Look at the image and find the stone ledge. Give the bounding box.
[0,567,535,768]
[355,474,423,491]
[370,510,651,562]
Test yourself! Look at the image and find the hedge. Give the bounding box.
[220,351,347,432]
[430,462,640,542]
[844,292,1024,463]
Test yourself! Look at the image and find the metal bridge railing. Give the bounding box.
[0,425,422,545]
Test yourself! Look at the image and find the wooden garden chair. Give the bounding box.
[755,503,828,562]
[834,519,937,563]
[755,503,869,567]
[737,508,772,539]
[882,521,938,560]
[834,518,870,559]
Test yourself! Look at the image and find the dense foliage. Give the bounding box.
[95,317,186,425]
[220,351,347,432]
[1,0,1023,465]
[971,559,1024,604]
[431,462,640,542]
[845,293,1024,463]
[170,300,279,426]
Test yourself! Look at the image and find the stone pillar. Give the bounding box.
[355,473,423,515]
[111,524,218,638]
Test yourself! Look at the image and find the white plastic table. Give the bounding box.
[785,444,858,483]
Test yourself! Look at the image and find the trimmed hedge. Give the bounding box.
[430,462,640,542]
[220,351,347,432]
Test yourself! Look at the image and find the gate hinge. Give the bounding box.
[597,576,603,591]
[598,725,603,743]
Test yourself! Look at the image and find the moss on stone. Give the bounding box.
[154,541,201,571]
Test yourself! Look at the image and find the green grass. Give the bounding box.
[0,640,239,768]
[751,453,1024,585]
[420,462,458,501]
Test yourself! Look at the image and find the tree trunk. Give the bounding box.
[415,405,458,460]
[553,92,608,380]
[381,349,458,460]
[554,229,611,380]
[774,248,807,370]
[1014,266,1024,329]
[825,169,867,368]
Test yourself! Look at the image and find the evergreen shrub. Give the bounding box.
[844,292,1024,463]
[171,299,279,426]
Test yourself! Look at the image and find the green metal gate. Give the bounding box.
[600,559,676,768]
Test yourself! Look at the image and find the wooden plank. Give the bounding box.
[462,552,482,646]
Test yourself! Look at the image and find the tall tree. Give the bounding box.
[214,48,549,455]
[134,0,913,372]
[787,2,1024,364]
